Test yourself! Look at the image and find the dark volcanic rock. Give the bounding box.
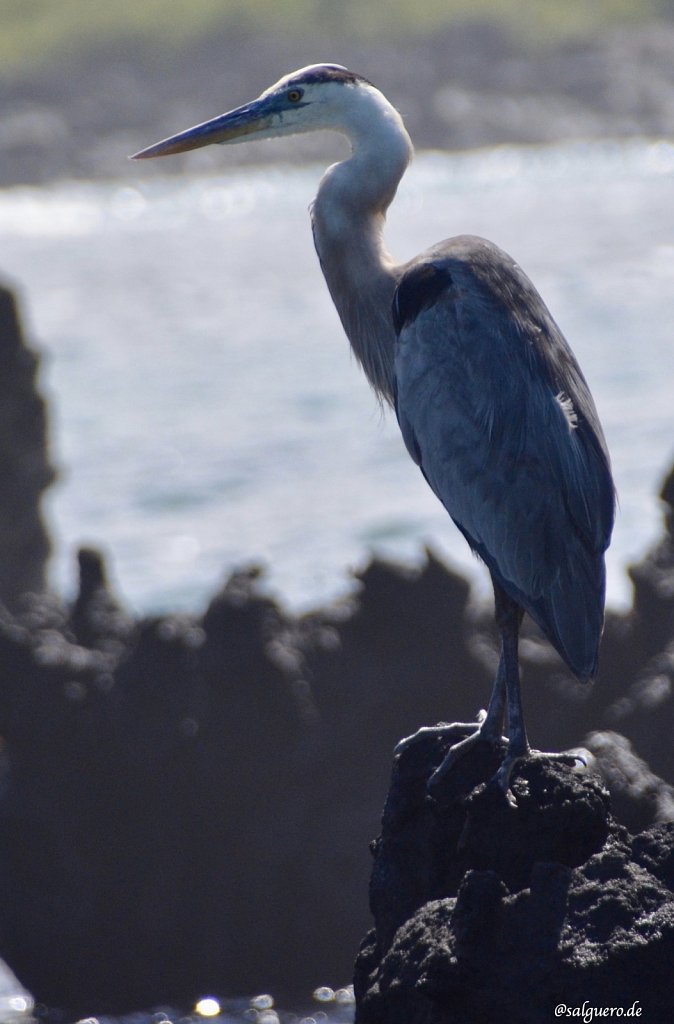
[0,503,672,1015]
[595,466,674,786]
[354,736,674,1023]
[627,463,674,663]
[0,547,488,1016]
[69,546,133,652]
[0,564,311,1014]
[0,281,54,606]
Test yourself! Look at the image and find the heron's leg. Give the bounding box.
[492,586,530,792]
[396,582,514,775]
[477,648,508,741]
[423,589,517,789]
[492,586,585,797]
[419,653,507,788]
[394,645,509,759]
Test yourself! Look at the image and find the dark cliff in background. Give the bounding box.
[0,284,54,606]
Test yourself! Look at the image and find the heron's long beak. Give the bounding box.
[131,99,273,159]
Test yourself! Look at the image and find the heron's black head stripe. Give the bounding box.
[291,66,372,88]
[392,263,453,336]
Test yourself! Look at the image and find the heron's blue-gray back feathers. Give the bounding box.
[393,235,615,679]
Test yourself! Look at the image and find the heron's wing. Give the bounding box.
[393,237,615,678]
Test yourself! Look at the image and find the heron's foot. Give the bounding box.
[394,711,489,757]
[424,711,506,793]
[494,746,588,807]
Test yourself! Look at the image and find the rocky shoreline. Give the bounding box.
[0,486,673,1017]
[2,19,674,188]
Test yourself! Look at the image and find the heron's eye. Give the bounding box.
[287,88,304,103]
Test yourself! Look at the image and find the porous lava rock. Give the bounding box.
[0,519,673,1015]
[354,733,674,1023]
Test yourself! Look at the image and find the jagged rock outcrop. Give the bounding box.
[0,549,489,1016]
[0,523,672,1016]
[0,282,54,606]
[354,733,674,1023]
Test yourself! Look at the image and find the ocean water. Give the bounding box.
[0,980,355,1024]
[0,139,673,619]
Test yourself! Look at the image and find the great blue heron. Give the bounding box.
[133,64,615,794]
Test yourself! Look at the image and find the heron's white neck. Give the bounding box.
[311,87,413,404]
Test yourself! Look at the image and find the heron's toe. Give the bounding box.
[425,715,507,793]
[492,747,589,806]
[394,715,486,757]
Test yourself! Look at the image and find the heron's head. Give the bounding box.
[131,64,384,160]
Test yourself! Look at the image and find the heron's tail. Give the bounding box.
[526,552,607,682]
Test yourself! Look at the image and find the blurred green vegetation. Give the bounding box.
[0,0,665,69]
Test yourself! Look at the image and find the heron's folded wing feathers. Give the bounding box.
[393,238,615,676]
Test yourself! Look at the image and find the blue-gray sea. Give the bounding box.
[2,141,674,618]
[0,138,673,1019]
